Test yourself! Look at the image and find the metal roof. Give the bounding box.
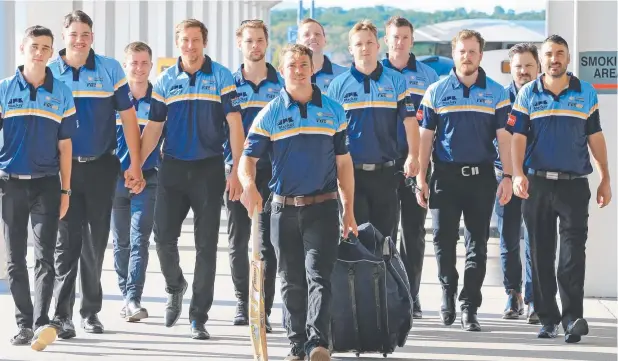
[414,19,545,43]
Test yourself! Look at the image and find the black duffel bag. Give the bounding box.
[329,223,413,357]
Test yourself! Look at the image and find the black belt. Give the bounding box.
[434,162,493,177]
[353,160,396,171]
[272,192,338,207]
[73,149,116,163]
[528,169,588,180]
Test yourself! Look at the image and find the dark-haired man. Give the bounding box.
[0,25,76,350]
[510,34,612,343]
[49,10,144,338]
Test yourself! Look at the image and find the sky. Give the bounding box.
[272,0,545,14]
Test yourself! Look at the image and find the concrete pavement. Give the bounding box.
[0,209,616,361]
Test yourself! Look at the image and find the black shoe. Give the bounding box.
[190,321,210,340]
[81,314,104,334]
[10,327,34,346]
[31,324,57,351]
[285,343,306,360]
[538,324,559,338]
[440,293,456,326]
[233,300,249,326]
[502,289,524,319]
[265,315,272,333]
[461,309,481,331]
[165,280,188,327]
[565,318,589,344]
[526,303,540,324]
[412,295,423,319]
[53,317,76,339]
[126,299,149,322]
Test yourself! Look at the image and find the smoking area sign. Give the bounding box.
[578,51,618,94]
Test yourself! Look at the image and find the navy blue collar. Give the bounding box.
[533,72,582,94]
[130,82,153,103]
[58,48,96,72]
[16,66,54,93]
[177,54,213,75]
[320,56,334,75]
[383,53,417,72]
[281,84,323,108]
[449,67,488,89]
[236,63,279,85]
[350,62,383,83]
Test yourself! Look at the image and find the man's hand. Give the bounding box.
[341,207,358,238]
[416,180,429,208]
[226,171,243,202]
[496,177,513,205]
[597,179,612,208]
[125,164,145,194]
[240,184,263,213]
[404,155,420,178]
[513,174,529,199]
[59,194,69,219]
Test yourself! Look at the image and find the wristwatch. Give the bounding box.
[61,189,72,196]
[503,174,513,179]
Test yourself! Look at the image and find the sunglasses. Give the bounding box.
[241,19,264,25]
[396,170,422,193]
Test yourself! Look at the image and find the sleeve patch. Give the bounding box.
[416,109,424,121]
[507,114,517,126]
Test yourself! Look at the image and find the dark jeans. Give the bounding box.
[271,198,339,353]
[394,158,429,300]
[111,169,158,302]
[523,176,590,329]
[494,172,533,304]
[54,153,120,319]
[153,155,225,324]
[1,175,60,328]
[224,165,277,314]
[429,163,497,311]
[353,165,399,239]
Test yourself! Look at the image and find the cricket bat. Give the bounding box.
[249,207,268,361]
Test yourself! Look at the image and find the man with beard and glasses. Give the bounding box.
[224,20,282,331]
[509,34,612,343]
[296,18,347,94]
[416,29,513,332]
[495,43,540,324]
[381,15,439,319]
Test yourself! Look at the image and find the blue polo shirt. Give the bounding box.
[507,73,601,176]
[149,55,241,161]
[327,62,414,164]
[243,85,348,196]
[418,67,511,165]
[116,83,159,171]
[225,63,283,168]
[311,55,347,94]
[49,49,132,157]
[0,66,77,175]
[494,81,519,170]
[382,53,439,157]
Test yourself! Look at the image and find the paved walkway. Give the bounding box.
[0,210,616,361]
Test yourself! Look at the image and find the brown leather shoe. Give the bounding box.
[309,346,330,361]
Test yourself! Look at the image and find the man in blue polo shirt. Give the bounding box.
[416,29,513,332]
[49,10,144,338]
[509,35,612,343]
[139,19,244,340]
[381,15,439,320]
[296,18,347,93]
[327,20,419,241]
[0,25,76,351]
[111,41,160,323]
[239,43,356,361]
[496,43,540,323]
[224,20,282,331]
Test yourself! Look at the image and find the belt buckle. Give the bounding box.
[293,196,305,207]
[77,156,88,163]
[461,166,471,176]
[362,164,376,171]
[545,171,559,180]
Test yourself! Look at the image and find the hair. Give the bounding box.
[278,44,313,67]
[385,16,414,34]
[63,10,93,29]
[349,19,378,42]
[508,42,539,65]
[451,29,485,52]
[124,41,152,59]
[175,19,208,44]
[23,25,54,44]
[544,34,569,50]
[236,20,269,42]
[298,18,325,36]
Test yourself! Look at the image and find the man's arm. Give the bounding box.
[336,153,354,212]
[404,116,420,160]
[418,127,434,182]
[588,133,609,180]
[119,107,143,169]
[226,112,245,174]
[511,133,527,176]
[497,129,513,175]
[238,155,259,189]
[140,121,165,166]
[58,139,72,189]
